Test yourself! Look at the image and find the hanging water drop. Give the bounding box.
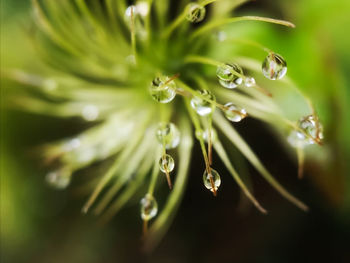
[299,115,323,144]
[288,115,323,148]
[244,76,256,87]
[190,90,216,116]
[217,63,244,89]
[159,154,175,173]
[186,3,206,23]
[203,169,221,193]
[223,102,247,122]
[156,122,181,149]
[124,5,136,22]
[45,168,71,189]
[140,194,158,220]
[262,53,287,80]
[124,5,147,39]
[149,76,177,103]
[195,129,217,143]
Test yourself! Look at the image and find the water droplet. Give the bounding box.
[125,5,136,22]
[203,169,221,193]
[140,194,158,220]
[156,122,180,149]
[159,154,175,173]
[195,129,217,143]
[149,76,176,103]
[135,1,149,17]
[45,168,71,189]
[244,76,256,87]
[262,53,287,80]
[124,5,147,39]
[288,115,323,148]
[82,104,99,121]
[190,90,216,116]
[186,3,206,23]
[217,63,244,89]
[223,102,247,122]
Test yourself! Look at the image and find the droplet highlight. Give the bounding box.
[217,63,244,89]
[140,194,158,220]
[190,90,216,116]
[203,169,221,193]
[288,115,323,148]
[156,122,180,149]
[159,154,175,173]
[82,104,99,121]
[45,168,71,189]
[149,76,177,103]
[262,53,287,80]
[186,3,206,23]
[244,76,256,87]
[223,102,247,122]
[195,129,217,143]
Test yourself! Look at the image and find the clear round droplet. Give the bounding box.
[244,76,256,87]
[203,169,221,193]
[149,76,177,103]
[217,63,244,89]
[159,154,175,173]
[140,194,158,220]
[124,5,136,22]
[156,122,180,149]
[186,3,206,23]
[299,115,323,143]
[45,168,71,189]
[190,90,216,116]
[223,102,247,122]
[262,53,287,80]
[288,115,323,148]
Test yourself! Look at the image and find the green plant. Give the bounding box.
[2,0,323,250]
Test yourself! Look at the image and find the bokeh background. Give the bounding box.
[1,0,350,262]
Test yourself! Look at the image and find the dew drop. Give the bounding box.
[190,90,216,116]
[82,104,99,121]
[135,1,149,17]
[203,169,221,193]
[195,129,217,143]
[45,168,71,190]
[140,194,158,220]
[186,3,206,23]
[217,63,244,89]
[124,5,136,21]
[223,102,247,122]
[288,115,323,148]
[124,5,147,39]
[262,53,287,80]
[244,76,256,87]
[159,154,175,173]
[149,76,176,103]
[156,122,181,149]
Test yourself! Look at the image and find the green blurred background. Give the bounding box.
[1,0,350,262]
